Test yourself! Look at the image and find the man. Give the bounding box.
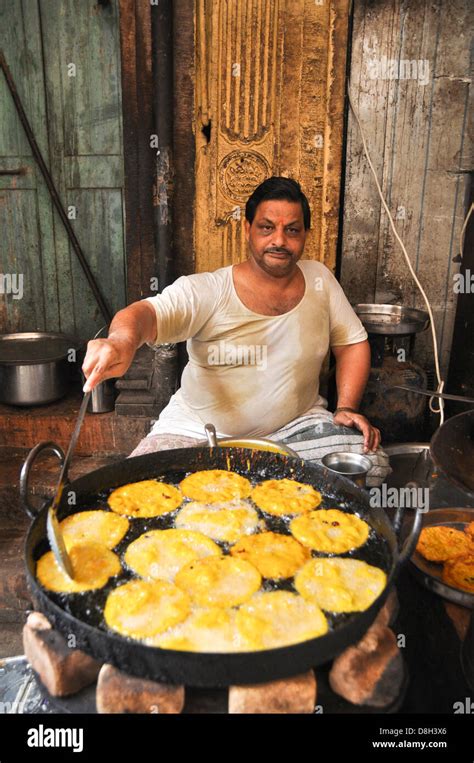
[83,177,388,482]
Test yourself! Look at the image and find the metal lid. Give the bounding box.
[0,332,73,364]
[354,304,430,335]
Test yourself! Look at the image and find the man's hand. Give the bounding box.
[82,336,136,392]
[82,300,158,392]
[333,409,381,453]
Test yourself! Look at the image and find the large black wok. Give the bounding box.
[20,442,421,688]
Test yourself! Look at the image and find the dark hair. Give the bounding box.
[245,176,311,230]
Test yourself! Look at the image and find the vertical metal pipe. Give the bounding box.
[151,0,175,291]
[149,0,179,413]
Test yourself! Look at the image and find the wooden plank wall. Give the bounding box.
[340,0,472,377]
[0,0,126,340]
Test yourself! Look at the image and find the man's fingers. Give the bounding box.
[83,364,104,392]
[365,426,380,453]
[83,359,124,392]
[372,427,381,451]
[82,340,113,377]
[334,412,381,453]
[82,339,125,392]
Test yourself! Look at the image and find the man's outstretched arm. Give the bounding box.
[331,339,381,453]
[82,300,157,392]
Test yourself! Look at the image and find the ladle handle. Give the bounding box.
[205,423,218,448]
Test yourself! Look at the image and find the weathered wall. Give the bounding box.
[340,0,473,377]
[194,0,351,274]
[0,0,126,339]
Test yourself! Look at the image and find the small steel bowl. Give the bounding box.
[322,451,372,488]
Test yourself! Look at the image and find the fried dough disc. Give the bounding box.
[175,556,261,607]
[465,522,474,541]
[179,470,251,503]
[104,579,190,639]
[294,558,387,613]
[416,525,474,562]
[230,531,310,578]
[174,499,261,544]
[108,480,182,518]
[150,608,241,652]
[442,555,474,594]
[290,509,370,554]
[124,529,221,581]
[36,542,121,593]
[59,510,129,549]
[236,591,328,650]
[250,478,322,516]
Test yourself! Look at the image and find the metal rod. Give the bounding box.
[151,0,175,291]
[390,385,474,405]
[0,51,112,325]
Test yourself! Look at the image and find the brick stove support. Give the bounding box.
[229,671,317,714]
[329,622,404,707]
[96,664,185,714]
[329,589,403,707]
[23,614,101,697]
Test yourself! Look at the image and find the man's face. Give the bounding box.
[244,199,307,278]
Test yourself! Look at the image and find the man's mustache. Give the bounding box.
[264,248,291,255]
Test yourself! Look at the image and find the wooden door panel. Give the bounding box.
[39,0,126,338]
[0,0,126,339]
[68,188,126,336]
[0,0,58,333]
[0,189,47,331]
[40,0,123,157]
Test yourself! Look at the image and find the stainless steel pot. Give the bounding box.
[0,332,76,406]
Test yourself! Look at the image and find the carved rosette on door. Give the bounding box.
[194,0,350,274]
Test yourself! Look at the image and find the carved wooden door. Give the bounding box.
[194,0,350,273]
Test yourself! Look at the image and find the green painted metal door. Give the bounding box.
[0,0,126,340]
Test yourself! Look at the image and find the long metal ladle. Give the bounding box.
[46,391,91,578]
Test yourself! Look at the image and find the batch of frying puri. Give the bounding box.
[416,523,474,594]
[37,467,469,654]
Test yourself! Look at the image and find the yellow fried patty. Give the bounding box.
[416,525,474,563]
[294,557,387,613]
[104,579,190,639]
[236,591,328,650]
[107,480,183,518]
[59,510,129,549]
[174,499,262,543]
[149,607,241,652]
[442,555,474,594]
[124,528,221,581]
[290,509,370,554]
[230,531,310,578]
[179,470,251,503]
[36,542,121,593]
[174,556,261,607]
[465,521,474,541]
[250,478,322,516]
